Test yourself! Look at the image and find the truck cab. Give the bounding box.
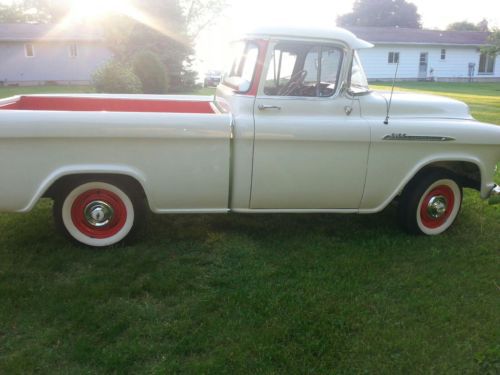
[216,27,375,211]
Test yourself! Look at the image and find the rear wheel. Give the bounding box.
[54,179,146,247]
[398,170,463,235]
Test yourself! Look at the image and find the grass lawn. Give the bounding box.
[0,85,93,99]
[0,83,499,373]
[371,82,500,124]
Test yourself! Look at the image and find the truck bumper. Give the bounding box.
[488,185,500,205]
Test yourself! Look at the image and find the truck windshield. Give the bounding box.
[349,52,370,94]
[223,41,259,93]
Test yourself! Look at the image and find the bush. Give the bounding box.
[92,60,142,94]
[132,51,169,94]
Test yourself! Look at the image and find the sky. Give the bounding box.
[195,0,500,72]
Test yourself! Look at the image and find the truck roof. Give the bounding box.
[244,26,374,49]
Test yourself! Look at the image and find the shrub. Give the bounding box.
[92,60,142,94]
[132,51,169,94]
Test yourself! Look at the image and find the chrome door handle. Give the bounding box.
[258,104,281,111]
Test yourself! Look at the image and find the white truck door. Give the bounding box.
[251,42,370,209]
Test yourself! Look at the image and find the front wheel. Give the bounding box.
[398,170,463,235]
[54,179,146,247]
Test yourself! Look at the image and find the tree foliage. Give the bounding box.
[182,0,227,38]
[447,19,489,32]
[337,0,422,29]
[103,0,194,92]
[482,29,500,55]
[0,0,72,23]
[0,0,50,23]
[133,51,169,94]
[92,60,142,94]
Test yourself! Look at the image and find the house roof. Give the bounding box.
[245,26,374,49]
[0,23,105,42]
[346,27,490,47]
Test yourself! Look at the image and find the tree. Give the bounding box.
[0,0,51,23]
[133,51,169,94]
[482,29,500,55]
[0,4,25,23]
[182,0,227,38]
[92,60,142,94]
[102,0,195,92]
[447,19,489,32]
[477,19,489,32]
[447,21,481,32]
[102,0,225,92]
[337,0,422,29]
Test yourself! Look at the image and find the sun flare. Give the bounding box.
[45,0,189,47]
[67,0,127,21]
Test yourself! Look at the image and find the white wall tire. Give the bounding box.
[399,170,463,236]
[54,179,145,247]
[415,179,462,235]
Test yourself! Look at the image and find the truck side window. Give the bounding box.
[349,51,370,95]
[264,49,298,94]
[264,43,342,97]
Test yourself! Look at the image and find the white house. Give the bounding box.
[346,27,499,82]
[0,23,112,86]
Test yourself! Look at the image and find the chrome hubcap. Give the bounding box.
[84,201,114,227]
[427,195,448,219]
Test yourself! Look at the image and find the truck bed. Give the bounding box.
[0,93,232,213]
[0,94,218,114]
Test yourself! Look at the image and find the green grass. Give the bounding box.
[0,85,93,99]
[0,83,499,373]
[196,87,217,96]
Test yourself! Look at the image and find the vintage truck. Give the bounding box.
[0,26,499,247]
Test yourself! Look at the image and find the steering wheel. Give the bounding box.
[278,70,307,96]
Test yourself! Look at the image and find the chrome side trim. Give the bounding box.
[383,133,456,142]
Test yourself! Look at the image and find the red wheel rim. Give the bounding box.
[419,185,455,229]
[71,189,127,239]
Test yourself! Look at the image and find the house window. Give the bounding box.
[440,49,446,60]
[69,44,78,58]
[25,43,35,57]
[388,52,400,64]
[478,53,495,74]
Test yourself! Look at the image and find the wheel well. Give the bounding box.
[410,161,481,191]
[43,173,147,200]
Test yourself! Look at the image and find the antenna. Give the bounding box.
[384,59,400,125]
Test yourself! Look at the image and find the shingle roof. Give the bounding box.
[0,23,104,41]
[346,27,490,46]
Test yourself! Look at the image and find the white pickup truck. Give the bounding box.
[0,26,499,247]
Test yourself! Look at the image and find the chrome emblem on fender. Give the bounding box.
[383,133,456,142]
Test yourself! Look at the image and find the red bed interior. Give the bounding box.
[0,96,216,114]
